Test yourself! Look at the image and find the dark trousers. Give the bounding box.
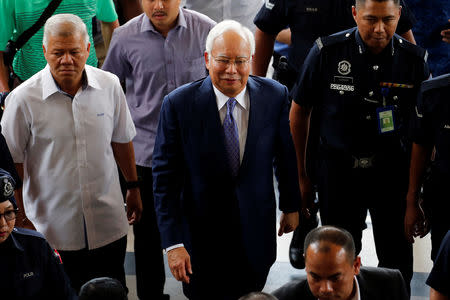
[58,236,127,293]
[134,165,166,300]
[317,156,413,289]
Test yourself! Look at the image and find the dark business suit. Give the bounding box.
[152,75,300,299]
[273,266,409,300]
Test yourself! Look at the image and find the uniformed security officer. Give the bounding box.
[405,73,450,261]
[0,168,77,299]
[289,0,429,290]
[252,0,417,269]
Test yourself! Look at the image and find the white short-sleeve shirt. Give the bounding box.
[1,65,136,250]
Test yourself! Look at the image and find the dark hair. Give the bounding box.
[79,277,127,300]
[304,226,356,263]
[238,292,278,300]
[355,0,400,8]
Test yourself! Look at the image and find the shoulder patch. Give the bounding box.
[420,73,450,94]
[396,35,428,62]
[318,28,355,49]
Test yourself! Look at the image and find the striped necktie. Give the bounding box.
[223,98,240,177]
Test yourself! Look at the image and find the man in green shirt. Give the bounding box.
[0,0,119,94]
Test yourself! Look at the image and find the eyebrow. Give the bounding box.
[309,271,342,279]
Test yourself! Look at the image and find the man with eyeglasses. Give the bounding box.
[0,168,77,299]
[102,0,215,298]
[152,20,300,300]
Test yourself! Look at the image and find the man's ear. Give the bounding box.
[43,45,47,55]
[352,6,357,21]
[204,52,210,71]
[86,42,91,53]
[353,256,361,275]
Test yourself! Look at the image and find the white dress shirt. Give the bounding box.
[165,85,250,252]
[1,65,136,250]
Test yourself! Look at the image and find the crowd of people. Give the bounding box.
[0,0,449,299]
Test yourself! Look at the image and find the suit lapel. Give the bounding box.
[239,76,264,176]
[194,77,229,173]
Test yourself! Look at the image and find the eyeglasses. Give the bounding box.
[211,55,251,68]
[0,209,18,222]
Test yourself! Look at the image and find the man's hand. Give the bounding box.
[167,247,192,283]
[442,19,450,44]
[278,211,299,236]
[126,188,142,225]
[404,193,428,243]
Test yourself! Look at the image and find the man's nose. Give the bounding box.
[319,280,333,294]
[225,61,238,73]
[374,20,385,33]
[60,53,73,64]
[156,0,164,8]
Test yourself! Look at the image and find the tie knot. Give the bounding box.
[227,98,237,112]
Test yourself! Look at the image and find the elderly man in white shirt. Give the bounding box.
[0,13,142,293]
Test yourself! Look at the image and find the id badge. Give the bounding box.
[377,106,395,134]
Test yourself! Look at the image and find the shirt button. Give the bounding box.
[366,115,371,120]
[339,90,345,95]
[373,65,379,71]
[393,96,398,101]
[369,91,374,96]
[345,33,350,37]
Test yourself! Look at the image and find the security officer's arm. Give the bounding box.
[405,142,431,243]
[13,163,36,230]
[430,288,450,300]
[289,102,314,218]
[400,30,416,44]
[442,19,450,44]
[252,28,276,76]
[111,141,142,224]
[276,28,291,45]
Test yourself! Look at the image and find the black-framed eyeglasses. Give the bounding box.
[0,209,18,221]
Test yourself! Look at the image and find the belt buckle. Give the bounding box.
[353,156,373,168]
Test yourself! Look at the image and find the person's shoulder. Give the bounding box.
[394,34,428,62]
[316,28,356,51]
[359,266,403,282]
[86,65,121,84]
[167,76,208,100]
[181,8,216,29]
[12,227,46,241]
[420,73,450,94]
[7,69,45,101]
[249,75,287,93]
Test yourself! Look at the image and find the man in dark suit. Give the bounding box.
[273,226,409,300]
[152,20,300,300]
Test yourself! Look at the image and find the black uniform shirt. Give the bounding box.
[411,74,450,175]
[0,228,77,300]
[254,0,415,72]
[291,27,429,156]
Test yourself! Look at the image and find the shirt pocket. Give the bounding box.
[179,56,207,84]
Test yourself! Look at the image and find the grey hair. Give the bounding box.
[205,20,255,57]
[43,14,90,48]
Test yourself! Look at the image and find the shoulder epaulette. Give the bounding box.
[316,28,355,50]
[420,73,450,94]
[13,227,46,239]
[395,34,428,62]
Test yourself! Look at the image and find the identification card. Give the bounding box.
[377,106,395,134]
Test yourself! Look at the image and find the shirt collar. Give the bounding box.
[352,276,361,300]
[213,85,248,111]
[355,29,394,56]
[141,8,187,33]
[41,65,100,100]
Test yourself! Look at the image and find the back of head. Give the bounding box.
[239,292,278,300]
[304,226,356,263]
[79,277,127,300]
[43,13,90,48]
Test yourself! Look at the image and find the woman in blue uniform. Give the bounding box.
[0,168,77,299]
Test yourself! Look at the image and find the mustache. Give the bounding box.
[152,10,167,17]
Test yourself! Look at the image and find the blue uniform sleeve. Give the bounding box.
[253,0,289,35]
[426,231,450,296]
[409,83,433,146]
[290,43,322,108]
